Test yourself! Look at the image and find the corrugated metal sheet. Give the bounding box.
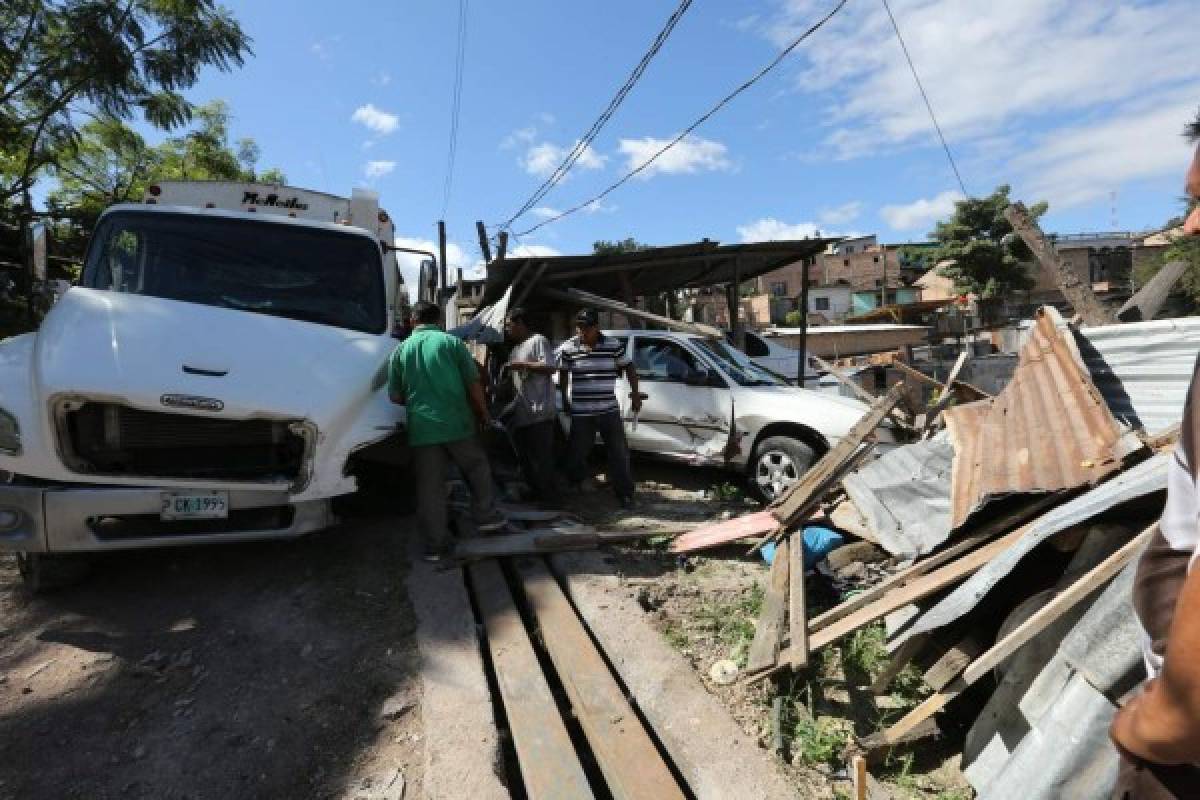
[967,561,1142,800]
[897,452,1168,644]
[841,436,954,558]
[945,306,1130,529]
[1076,316,1200,436]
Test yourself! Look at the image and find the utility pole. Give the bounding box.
[797,258,810,387]
[437,220,448,293]
[496,230,509,262]
[475,220,492,265]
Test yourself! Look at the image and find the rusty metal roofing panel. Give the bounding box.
[944,306,1130,529]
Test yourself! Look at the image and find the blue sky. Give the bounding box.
[157,0,1199,285]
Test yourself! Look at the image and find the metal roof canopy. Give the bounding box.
[478,238,835,309]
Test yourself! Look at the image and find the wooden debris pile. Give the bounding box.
[673,305,1178,792]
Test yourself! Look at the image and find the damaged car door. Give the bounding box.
[620,335,732,463]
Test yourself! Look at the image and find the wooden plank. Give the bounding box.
[671,510,777,554]
[860,523,1156,753]
[1004,203,1114,327]
[454,528,663,561]
[812,355,912,428]
[890,359,990,401]
[514,558,685,800]
[921,350,967,435]
[807,494,1060,635]
[538,286,722,338]
[790,533,809,670]
[1117,259,1187,322]
[466,561,594,800]
[823,498,879,544]
[869,633,928,695]
[754,521,1034,682]
[746,539,791,674]
[852,755,868,800]
[922,634,982,692]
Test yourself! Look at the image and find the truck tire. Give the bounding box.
[749,435,815,502]
[16,552,93,593]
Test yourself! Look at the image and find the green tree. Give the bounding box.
[933,185,1045,299]
[1,0,250,207]
[46,101,285,261]
[593,237,649,255]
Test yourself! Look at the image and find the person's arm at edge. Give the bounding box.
[466,378,491,428]
[387,346,405,405]
[625,362,642,412]
[1112,564,1200,764]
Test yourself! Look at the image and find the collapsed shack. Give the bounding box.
[671,305,1200,798]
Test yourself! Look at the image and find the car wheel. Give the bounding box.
[750,436,816,502]
[16,552,92,593]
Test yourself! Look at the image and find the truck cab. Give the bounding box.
[0,181,411,588]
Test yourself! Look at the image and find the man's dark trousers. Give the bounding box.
[513,418,557,501]
[565,409,634,500]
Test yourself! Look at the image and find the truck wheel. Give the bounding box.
[15,553,92,593]
[750,436,815,502]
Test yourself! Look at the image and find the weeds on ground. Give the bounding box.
[791,715,851,768]
[842,623,889,680]
[663,620,690,651]
[708,482,743,504]
[692,583,764,665]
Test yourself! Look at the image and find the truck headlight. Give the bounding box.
[0,408,20,456]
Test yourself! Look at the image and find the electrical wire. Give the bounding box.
[879,0,967,197]
[442,0,469,217]
[499,0,694,231]
[514,0,851,237]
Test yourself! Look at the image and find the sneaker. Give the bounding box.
[476,512,508,533]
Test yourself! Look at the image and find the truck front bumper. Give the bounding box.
[0,484,334,553]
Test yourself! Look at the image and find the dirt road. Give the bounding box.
[0,516,422,800]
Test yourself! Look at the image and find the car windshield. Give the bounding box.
[696,339,787,387]
[83,211,387,334]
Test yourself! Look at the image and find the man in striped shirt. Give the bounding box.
[556,308,641,508]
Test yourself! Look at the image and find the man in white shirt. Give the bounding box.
[1110,107,1200,799]
[502,308,558,501]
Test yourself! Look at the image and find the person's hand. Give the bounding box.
[630,394,643,413]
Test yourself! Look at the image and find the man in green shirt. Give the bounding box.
[389,301,504,561]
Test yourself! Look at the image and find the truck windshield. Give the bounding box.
[83,211,387,334]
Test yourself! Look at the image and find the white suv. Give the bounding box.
[592,331,891,500]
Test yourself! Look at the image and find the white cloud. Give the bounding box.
[531,200,615,220]
[520,141,606,179]
[758,0,1200,208]
[880,190,963,232]
[351,103,400,135]
[510,243,562,258]
[501,126,538,150]
[736,217,823,242]
[363,160,397,179]
[618,134,732,178]
[531,206,561,220]
[819,201,863,227]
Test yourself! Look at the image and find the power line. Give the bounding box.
[442,0,470,216]
[879,0,967,197]
[499,0,694,231]
[515,0,851,237]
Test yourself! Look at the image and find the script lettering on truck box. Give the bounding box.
[241,191,310,211]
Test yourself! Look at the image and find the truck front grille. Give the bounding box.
[61,402,307,484]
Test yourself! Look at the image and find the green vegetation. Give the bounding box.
[692,584,763,666]
[1134,210,1200,310]
[791,714,850,768]
[933,184,1045,300]
[708,481,743,504]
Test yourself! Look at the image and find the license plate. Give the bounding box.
[161,491,229,520]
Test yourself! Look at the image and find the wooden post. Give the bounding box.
[729,256,744,349]
[1118,259,1187,322]
[475,220,493,265]
[437,220,448,292]
[1004,203,1114,326]
[496,230,509,262]
[797,258,810,386]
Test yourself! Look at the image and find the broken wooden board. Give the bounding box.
[754,522,1033,682]
[671,510,777,554]
[922,634,983,692]
[514,558,686,800]
[746,539,790,674]
[789,535,809,670]
[869,633,928,695]
[767,383,905,530]
[890,359,990,402]
[455,528,665,561]
[823,498,879,545]
[1118,259,1188,322]
[466,561,594,799]
[859,522,1156,754]
[921,350,967,436]
[807,494,1060,636]
[812,355,913,429]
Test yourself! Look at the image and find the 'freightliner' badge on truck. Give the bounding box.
[161,394,224,412]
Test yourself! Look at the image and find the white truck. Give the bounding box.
[0,181,420,589]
